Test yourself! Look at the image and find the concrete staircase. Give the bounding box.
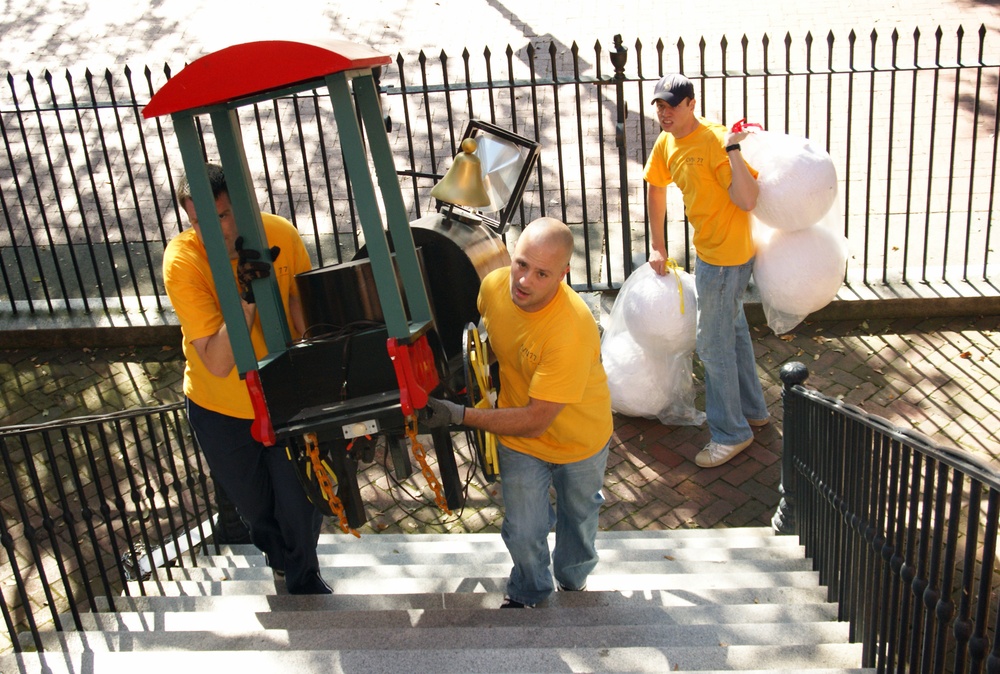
[1,528,873,673]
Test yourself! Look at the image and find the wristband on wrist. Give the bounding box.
[725,143,741,153]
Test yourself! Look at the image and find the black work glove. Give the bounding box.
[422,397,465,429]
[235,235,280,303]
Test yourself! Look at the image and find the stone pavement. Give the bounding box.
[3,0,999,76]
[2,312,997,536]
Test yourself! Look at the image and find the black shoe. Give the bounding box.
[288,573,332,595]
[557,582,586,592]
[500,596,534,609]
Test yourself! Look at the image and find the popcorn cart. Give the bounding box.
[143,38,538,531]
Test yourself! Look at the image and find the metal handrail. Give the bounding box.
[774,361,1000,673]
[0,402,218,653]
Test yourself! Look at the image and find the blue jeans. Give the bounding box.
[186,398,323,593]
[498,440,609,606]
[694,257,769,446]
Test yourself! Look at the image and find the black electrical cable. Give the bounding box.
[373,431,479,525]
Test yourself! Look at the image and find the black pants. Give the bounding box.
[186,397,323,593]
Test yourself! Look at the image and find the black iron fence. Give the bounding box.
[775,362,1000,673]
[0,403,218,653]
[1,27,998,322]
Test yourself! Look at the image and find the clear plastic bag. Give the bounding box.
[601,264,705,426]
[752,206,848,335]
[741,130,838,231]
[741,130,848,335]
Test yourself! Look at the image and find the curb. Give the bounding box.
[3,295,999,350]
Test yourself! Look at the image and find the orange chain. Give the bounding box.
[304,432,360,538]
[404,415,453,515]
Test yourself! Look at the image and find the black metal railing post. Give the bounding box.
[610,34,632,281]
[772,361,809,535]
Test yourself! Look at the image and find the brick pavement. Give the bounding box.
[3,313,997,536]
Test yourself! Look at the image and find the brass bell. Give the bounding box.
[430,138,491,208]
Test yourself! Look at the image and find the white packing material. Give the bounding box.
[601,264,705,426]
[742,130,839,232]
[752,213,849,335]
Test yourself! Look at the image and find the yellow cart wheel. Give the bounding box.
[462,322,499,482]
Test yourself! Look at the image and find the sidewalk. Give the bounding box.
[3,312,997,535]
[2,0,998,76]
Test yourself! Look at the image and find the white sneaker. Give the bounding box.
[695,437,753,468]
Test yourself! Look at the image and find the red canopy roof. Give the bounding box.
[143,38,392,118]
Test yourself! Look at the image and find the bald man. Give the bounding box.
[425,217,613,608]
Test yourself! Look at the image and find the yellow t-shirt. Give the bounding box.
[477,268,613,463]
[643,119,758,266]
[162,213,312,418]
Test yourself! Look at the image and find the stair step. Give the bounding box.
[0,649,874,674]
[186,544,809,570]
[213,529,803,557]
[93,585,835,614]
[155,557,814,582]
[311,528,795,543]
[64,602,843,632]
[126,570,824,596]
[24,620,855,652]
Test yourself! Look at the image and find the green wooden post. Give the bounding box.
[211,107,291,354]
[353,74,433,328]
[325,71,410,340]
[171,114,258,376]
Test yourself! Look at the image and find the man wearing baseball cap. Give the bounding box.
[642,74,770,468]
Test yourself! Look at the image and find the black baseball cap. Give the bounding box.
[651,74,694,106]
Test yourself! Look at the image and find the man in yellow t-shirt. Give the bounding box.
[424,217,613,608]
[643,73,770,469]
[162,163,329,594]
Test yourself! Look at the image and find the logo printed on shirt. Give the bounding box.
[519,345,539,363]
